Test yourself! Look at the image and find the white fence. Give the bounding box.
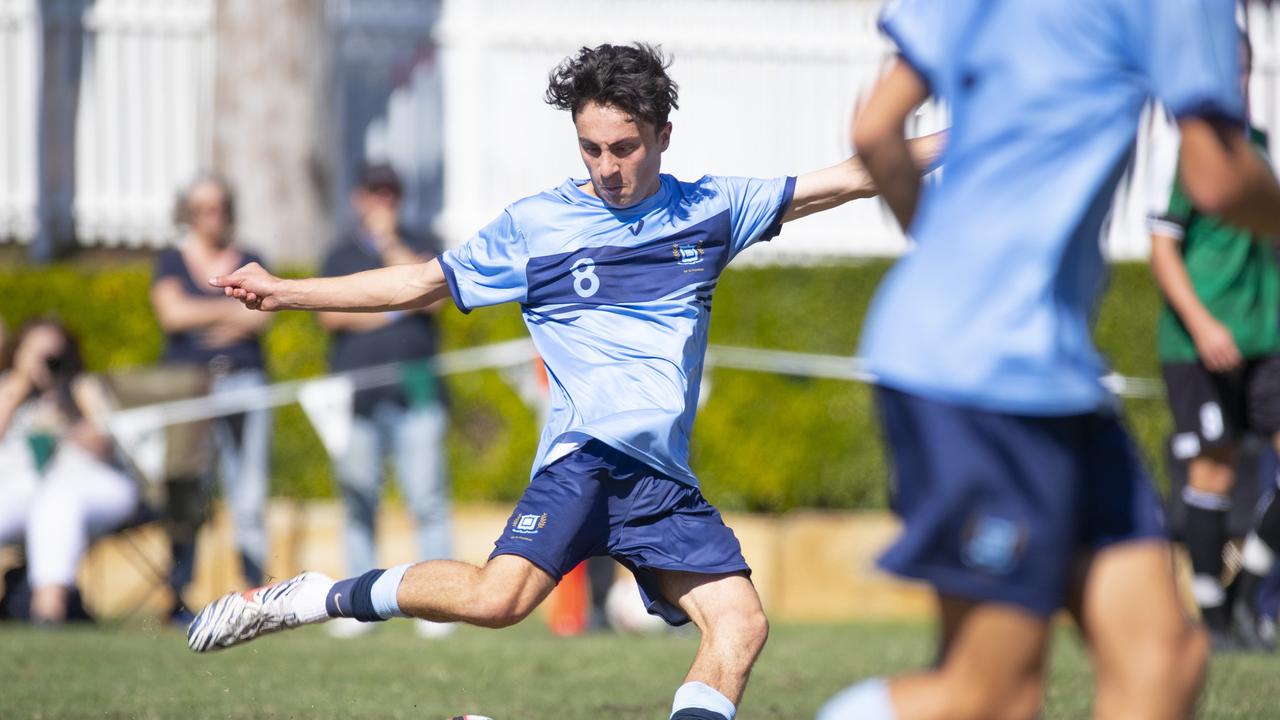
[436,0,1280,262]
[0,0,40,244]
[72,0,214,247]
[0,0,213,250]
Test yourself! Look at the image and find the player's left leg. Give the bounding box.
[1229,355,1280,650]
[653,569,768,720]
[817,596,1049,720]
[1068,540,1208,720]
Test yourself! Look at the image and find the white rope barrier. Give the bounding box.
[107,339,1165,438]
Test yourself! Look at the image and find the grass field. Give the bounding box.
[3,620,1280,719]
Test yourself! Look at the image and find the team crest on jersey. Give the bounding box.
[512,513,548,535]
[673,241,704,266]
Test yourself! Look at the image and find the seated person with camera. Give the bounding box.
[0,318,138,623]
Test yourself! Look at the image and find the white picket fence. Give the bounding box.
[1,0,1278,259]
[72,0,215,247]
[0,0,213,249]
[0,0,41,244]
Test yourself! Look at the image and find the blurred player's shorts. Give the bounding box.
[873,385,1165,617]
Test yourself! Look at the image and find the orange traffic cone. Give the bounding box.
[545,561,589,636]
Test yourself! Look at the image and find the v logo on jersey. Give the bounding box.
[629,219,644,236]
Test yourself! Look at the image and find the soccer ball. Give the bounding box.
[604,576,668,635]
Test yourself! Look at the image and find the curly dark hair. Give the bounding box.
[544,43,680,128]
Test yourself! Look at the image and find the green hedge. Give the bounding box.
[0,259,1169,511]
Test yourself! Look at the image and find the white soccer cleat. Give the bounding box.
[186,571,333,653]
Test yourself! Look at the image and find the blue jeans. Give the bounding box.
[335,401,452,574]
[211,369,271,584]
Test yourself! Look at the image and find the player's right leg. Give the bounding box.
[187,554,557,652]
[190,440,611,653]
[1068,541,1208,720]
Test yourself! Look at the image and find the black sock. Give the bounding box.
[324,569,387,622]
[1235,570,1264,614]
[1186,504,1228,577]
[1185,501,1229,630]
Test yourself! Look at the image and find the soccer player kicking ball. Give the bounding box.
[188,43,940,720]
[819,1,1280,719]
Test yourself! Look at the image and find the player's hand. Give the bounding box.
[209,262,286,312]
[1193,319,1243,372]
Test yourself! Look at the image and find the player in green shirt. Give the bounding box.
[1150,37,1280,653]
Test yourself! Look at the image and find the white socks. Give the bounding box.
[293,574,335,624]
[671,681,736,720]
[817,678,898,720]
[372,564,412,620]
[1242,532,1278,577]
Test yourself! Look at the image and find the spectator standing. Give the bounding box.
[150,174,272,598]
[0,318,139,623]
[318,164,453,639]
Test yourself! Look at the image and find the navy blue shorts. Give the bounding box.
[875,386,1166,617]
[491,439,750,626]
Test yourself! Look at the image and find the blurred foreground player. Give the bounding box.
[821,1,1280,719]
[188,43,941,720]
[1150,36,1280,653]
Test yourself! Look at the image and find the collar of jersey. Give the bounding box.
[561,174,672,217]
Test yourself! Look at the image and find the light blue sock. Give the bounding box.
[670,681,735,720]
[370,563,412,620]
[816,678,897,720]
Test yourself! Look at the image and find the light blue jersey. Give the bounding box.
[861,0,1244,414]
[441,173,795,485]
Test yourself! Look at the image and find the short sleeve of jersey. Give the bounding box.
[711,175,796,259]
[878,0,946,92]
[151,248,185,287]
[1138,0,1244,122]
[439,209,529,314]
[1149,171,1194,242]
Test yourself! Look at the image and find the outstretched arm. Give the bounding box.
[850,59,932,231]
[209,260,452,313]
[782,128,943,223]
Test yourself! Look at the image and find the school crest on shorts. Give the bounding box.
[960,515,1027,575]
[512,512,549,535]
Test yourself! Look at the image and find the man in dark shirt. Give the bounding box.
[318,163,453,639]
